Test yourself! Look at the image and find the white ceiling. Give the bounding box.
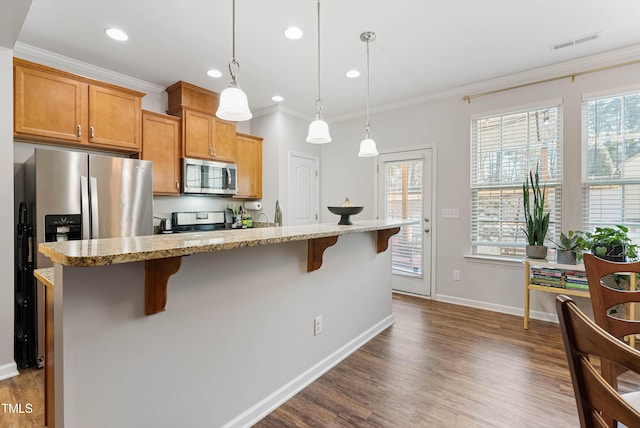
[11,0,640,120]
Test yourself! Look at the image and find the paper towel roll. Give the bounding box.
[244,201,262,210]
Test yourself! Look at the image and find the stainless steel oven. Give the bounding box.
[182,158,237,195]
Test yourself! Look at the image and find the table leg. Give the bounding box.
[524,260,531,330]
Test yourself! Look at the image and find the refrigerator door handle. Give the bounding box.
[90,176,99,239]
[81,176,90,239]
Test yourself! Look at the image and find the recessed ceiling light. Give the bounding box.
[284,27,303,40]
[207,69,223,78]
[346,69,360,78]
[105,28,128,41]
[272,95,284,102]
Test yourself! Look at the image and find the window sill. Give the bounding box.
[464,254,524,267]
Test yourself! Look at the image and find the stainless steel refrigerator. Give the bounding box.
[23,148,153,366]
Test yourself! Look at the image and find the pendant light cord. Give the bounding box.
[229,0,239,82]
[315,0,323,118]
[365,37,371,138]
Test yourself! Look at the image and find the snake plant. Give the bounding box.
[522,165,550,246]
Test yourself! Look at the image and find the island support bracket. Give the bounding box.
[308,236,339,272]
[145,256,183,315]
[377,227,401,253]
[143,227,401,311]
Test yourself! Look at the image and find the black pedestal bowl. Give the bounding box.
[327,206,364,225]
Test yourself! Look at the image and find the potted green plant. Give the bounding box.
[552,230,586,265]
[584,225,637,262]
[523,165,550,259]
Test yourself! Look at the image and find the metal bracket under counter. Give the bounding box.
[143,227,401,316]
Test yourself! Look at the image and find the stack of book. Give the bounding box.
[530,267,564,288]
[564,270,589,291]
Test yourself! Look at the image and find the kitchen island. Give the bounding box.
[39,220,410,427]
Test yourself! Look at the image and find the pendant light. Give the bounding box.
[358,31,379,157]
[306,0,332,143]
[216,0,252,122]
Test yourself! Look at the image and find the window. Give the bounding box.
[471,102,563,257]
[382,157,424,275]
[582,90,640,242]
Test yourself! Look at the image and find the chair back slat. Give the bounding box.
[556,295,640,428]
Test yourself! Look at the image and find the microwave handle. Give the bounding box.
[223,168,230,190]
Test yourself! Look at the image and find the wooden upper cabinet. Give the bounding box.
[14,62,86,142]
[13,58,144,153]
[89,85,142,151]
[235,133,263,199]
[166,81,237,162]
[142,111,181,196]
[213,118,237,162]
[182,108,213,159]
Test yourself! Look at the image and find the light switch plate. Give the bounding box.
[441,208,459,219]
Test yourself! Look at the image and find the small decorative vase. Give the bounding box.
[556,250,577,265]
[526,245,548,259]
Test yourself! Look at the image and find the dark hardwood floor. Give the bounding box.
[256,293,582,428]
[2,293,619,427]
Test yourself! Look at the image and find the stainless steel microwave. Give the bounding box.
[182,158,238,195]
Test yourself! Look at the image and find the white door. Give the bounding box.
[289,152,319,225]
[378,149,433,296]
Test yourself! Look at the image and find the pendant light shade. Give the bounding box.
[216,0,252,122]
[358,138,378,157]
[218,81,252,121]
[358,31,378,157]
[306,0,331,144]
[307,118,332,144]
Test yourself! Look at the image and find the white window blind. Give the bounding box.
[582,91,640,242]
[471,103,563,257]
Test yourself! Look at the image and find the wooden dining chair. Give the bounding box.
[583,253,640,392]
[556,295,640,428]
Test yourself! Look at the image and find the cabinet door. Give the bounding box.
[14,64,86,143]
[235,134,263,199]
[88,85,142,151]
[142,112,181,195]
[212,118,237,162]
[183,109,213,159]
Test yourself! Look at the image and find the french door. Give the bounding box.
[378,149,433,296]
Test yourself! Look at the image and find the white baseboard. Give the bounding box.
[435,294,559,324]
[0,361,19,382]
[222,314,396,428]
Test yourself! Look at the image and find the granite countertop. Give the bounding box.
[39,220,412,267]
[34,267,54,288]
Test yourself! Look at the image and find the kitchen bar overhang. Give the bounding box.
[39,220,410,315]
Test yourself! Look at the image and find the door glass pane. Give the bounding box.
[384,159,423,276]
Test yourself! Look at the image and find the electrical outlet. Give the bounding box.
[314,316,323,336]
[453,270,461,281]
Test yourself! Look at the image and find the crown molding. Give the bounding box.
[330,43,640,123]
[252,104,309,121]
[13,42,166,94]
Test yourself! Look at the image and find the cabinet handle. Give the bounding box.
[176,180,180,190]
[90,126,95,139]
[77,125,82,137]
[213,147,216,157]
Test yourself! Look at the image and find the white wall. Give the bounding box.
[321,47,640,321]
[0,48,19,380]
[251,107,320,225]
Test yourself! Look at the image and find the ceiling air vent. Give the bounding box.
[551,32,601,50]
